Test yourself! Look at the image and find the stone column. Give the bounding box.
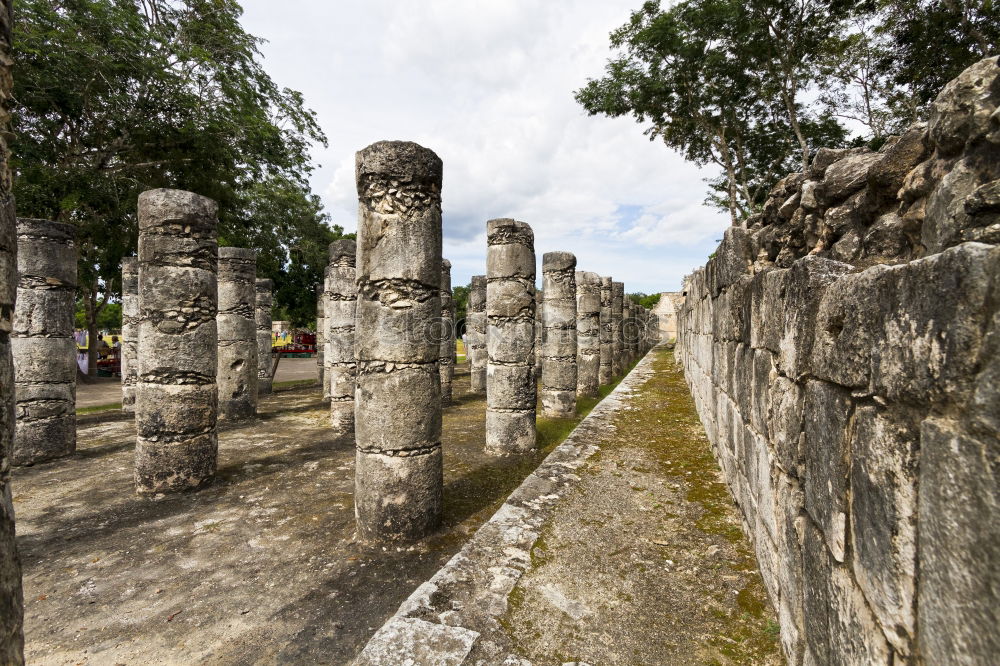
[121,257,139,412]
[486,218,536,455]
[217,247,257,421]
[611,281,624,377]
[439,259,454,405]
[541,252,577,418]
[135,189,218,494]
[534,289,543,376]
[324,239,357,434]
[12,219,77,465]
[354,141,443,542]
[599,276,613,385]
[466,275,487,392]
[624,299,635,367]
[317,291,326,397]
[575,271,601,398]
[0,6,24,656]
[255,279,273,396]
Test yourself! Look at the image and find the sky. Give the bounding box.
[238,0,730,294]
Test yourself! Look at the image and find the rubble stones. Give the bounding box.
[486,218,536,455]
[135,189,219,494]
[217,247,257,421]
[354,140,443,541]
[541,252,577,418]
[12,218,77,465]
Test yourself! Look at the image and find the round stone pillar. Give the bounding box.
[121,257,139,412]
[135,189,218,494]
[354,140,443,542]
[255,279,273,396]
[217,247,257,420]
[12,219,77,465]
[439,259,454,405]
[575,271,601,398]
[611,281,625,377]
[317,291,327,397]
[324,239,357,434]
[541,252,577,418]
[534,289,543,376]
[486,218,536,455]
[466,275,487,393]
[599,276,613,385]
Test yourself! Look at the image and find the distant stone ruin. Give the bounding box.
[677,56,999,664]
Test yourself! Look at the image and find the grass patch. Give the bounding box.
[76,402,121,415]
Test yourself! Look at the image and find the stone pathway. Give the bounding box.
[359,347,781,665]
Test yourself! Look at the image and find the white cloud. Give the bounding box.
[238,0,729,294]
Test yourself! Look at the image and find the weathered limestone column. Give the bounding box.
[486,218,536,455]
[466,275,487,392]
[599,276,613,385]
[541,252,577,418]
[317,291,326,397]
[255,279,273,396]
[12,219,77,465]
[121,257,139,412]
[611,281,624,377]
[622,299,633,367]
[576,271,601,398]
[354,141,443,542]
[324,239,357,433]
[135,189,218,494]
[217,247,257,420]
[439,259,454,405]
[534,289,543,376]
[0,7,25,652]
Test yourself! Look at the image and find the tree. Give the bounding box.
[629,292,661,309]
[12,0,330,371]
[575,0,848,223]
[452,284,469,337]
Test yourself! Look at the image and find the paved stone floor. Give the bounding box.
[14,365,567,665]
[76,357,321,409]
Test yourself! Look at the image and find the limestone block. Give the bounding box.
[866,123,929,205]
[810,264,895,389]
[467,275,487,392]
[750,268,789,353]
[802,380,852,562]
[598,276,613,385]
[355,296,440,363]
[928,55,1000,157]
[354,448,444,543]
[355,364,441,453]
[778,256,852,380]
[917,418,999,664]
[749,349,772,437]
[767,375,804,475]
[439,259,455,405]
[575,270,601,397]
[819,152,880,206]
[541,252,576,418]
[849,406,917,655]
[121,257,139,412]
[872,242,999,406]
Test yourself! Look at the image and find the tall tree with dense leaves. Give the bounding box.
[12,0,338,370]
[576,0,848,223]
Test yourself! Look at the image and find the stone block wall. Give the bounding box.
[676,58,999,665]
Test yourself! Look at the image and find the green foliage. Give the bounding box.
[75,300,121,330]
[577,0,996,221]
[13,0,335,334]
[629,292,661,309]
[453,284,470,336]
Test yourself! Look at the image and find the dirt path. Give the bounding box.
[500,348,781,664]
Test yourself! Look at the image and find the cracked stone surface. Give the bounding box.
[217,247,257,421]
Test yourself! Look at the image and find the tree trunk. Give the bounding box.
[782,84,809,173]
[83,282,106,376]
[716,133,741,225]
